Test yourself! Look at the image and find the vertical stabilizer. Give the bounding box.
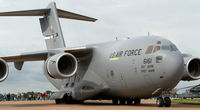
[40,2,66,50]
[0,2,97,50]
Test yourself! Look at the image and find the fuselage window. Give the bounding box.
[153,46,160,53]
[145,45,153,54]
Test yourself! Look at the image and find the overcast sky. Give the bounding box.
[0,0,200,93]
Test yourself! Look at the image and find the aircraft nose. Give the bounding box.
[162,52,184,85]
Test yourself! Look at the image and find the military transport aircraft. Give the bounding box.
[0,2,199,107]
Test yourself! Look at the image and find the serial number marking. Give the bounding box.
[147,65,154,68]
[143,58,152,64]
[141,69,147,73]
[148,69,155,72]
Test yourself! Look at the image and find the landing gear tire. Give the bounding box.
[134,99,141,105]
[112,99,118,105]
[164,97,171,107]
[55,99,62,104]
[119,99,126,105]
[156,97,164,107]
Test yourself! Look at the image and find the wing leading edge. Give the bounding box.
[0,46,92,70]
[1,51,48,62]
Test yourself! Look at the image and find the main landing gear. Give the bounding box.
[156,97,171,107]
[55,94,83,104]
[55,98,83,104]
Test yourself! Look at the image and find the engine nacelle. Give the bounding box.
[45,53,78,79]
[0,58,9,82]
[181,56,200,81]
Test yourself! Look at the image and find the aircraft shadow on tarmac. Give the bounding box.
[83,103,200,108]
[3,101,200,108]
[82,102,154,107]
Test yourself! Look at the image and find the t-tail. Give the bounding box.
[0,2,97,50]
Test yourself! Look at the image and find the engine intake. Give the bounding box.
[0,58,9,82]
[182,56,200,81]
[46,53,78,79]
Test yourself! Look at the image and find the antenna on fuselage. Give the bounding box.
[148,32,150,37]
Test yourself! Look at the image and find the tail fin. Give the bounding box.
[0,2,97,50]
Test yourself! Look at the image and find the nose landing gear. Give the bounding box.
[156,97,171,107]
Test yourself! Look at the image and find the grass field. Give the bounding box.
[172,98,200,104]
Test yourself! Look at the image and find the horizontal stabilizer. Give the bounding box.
[0,9,49,16]
[57,9,97,22]
[0,8,97,22]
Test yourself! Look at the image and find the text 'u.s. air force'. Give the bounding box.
[109,49,142,58]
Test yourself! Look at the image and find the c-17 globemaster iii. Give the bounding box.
[0,2,199,107]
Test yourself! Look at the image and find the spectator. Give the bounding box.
[45,92,48,100]
[38,93,41,100]
[42,93,45,100]
[28,94,32,101]
[3,93,7,101]
[0,93,2,101]
[7,93,10,101]
[21,93,24,101]
[33,94,36,100]
[13,95,17,101]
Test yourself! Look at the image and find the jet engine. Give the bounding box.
[0,58,9,82]
[181,55,200,81]
[45,53,78,79]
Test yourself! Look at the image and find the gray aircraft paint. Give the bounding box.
[0,2,199,106]
[42,34,184,100]
[40,3,66,50]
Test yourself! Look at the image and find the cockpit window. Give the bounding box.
[170,44,178,51]
[161,45,178,51]
[145,45,153,54]
[161,45,171,51]
[153,46,160,53]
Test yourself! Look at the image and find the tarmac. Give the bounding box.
[0,99,200,110]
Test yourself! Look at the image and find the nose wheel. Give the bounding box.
[156,97,171,107]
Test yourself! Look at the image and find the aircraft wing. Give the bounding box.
[1,51,48,62]
[0,46,92,70]
[0,51,48,70]
[64,46,93,61]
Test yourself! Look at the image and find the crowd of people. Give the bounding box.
[0,91,53,101]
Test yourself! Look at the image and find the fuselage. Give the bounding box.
[44,36,184,100]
